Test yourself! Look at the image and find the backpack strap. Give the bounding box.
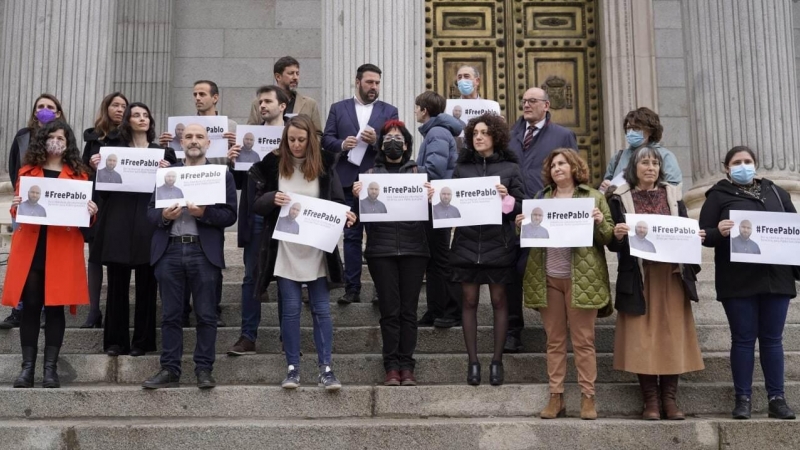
[611,149,624,175]
[772,185,786,212]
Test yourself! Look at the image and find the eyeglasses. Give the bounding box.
[383,135,405,142]
[521,98,548,106]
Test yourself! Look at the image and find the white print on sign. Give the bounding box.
[167,116,229,159]
[625,213,701,264]
[95,147,165,193]
[16,176,93,227]
[445,99,502,136]
[730,210,800,265]
[234,125,283,171]
[271,192,351,253]
[348,125,375,167]
[430,176,502,229]
[357,173,429,222]
[154,165,227,208]
[520,198,594,248]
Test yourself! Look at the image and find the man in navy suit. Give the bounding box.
[322,63,399,304]
[142,124,237,390]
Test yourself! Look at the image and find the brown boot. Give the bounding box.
[660,375,685,420]
[580,393,597,420]
[637,374,660,420]
[540,393,566,419]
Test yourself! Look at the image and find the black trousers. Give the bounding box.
[20,269,65,348]
[104,264,158,353]
[506,248,528,337]
[423,222,462,321]
[368,255,428,371]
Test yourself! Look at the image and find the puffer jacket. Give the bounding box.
[522,184,614,310]
[356,159,430,259]
[416,113,463,180]
[449,148,524,268]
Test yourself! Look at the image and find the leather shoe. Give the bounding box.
[503,334,522,353]
[400,369,417,386]
[106,345,123,357]
[337,291,360,305]
[80,314,102,329]
[434,317,460,328]
[732,395,751,420]
[417,312,436,327]
[142,369,180,389]
[196,370,216,389]
[467,362,481,386]
[384,370,401,386]
[129,348,145,357]
[489,361,504,386]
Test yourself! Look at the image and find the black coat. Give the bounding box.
[8,127,31,187]
[81,128,120,243]
[355,159,430,259]
[250,150,345,296]
[449,148,524,268]
[607,186,700,315]
[90,141,177,266]
[699,178,798,301]
[231,168,260,248]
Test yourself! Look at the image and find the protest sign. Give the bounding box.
[95,147,164,193]
[167,116,229,159]
[16,177,93,227]
[234,125,283,171]
[445,99,502,135]
[271,193,351,252]
[730,210,800,265]
[154,165,227,208]
[626,213,701,264]
[520,198,594,248]
[430,176,501,228]
[347,125,375,166]
[357,173,428,222]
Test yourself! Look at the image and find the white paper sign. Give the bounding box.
[430,176,501,229]
[271,193,351,252]
[520,198,594,248]
[95,147,165,193]
[234,125,283,171]
[347,125,375,167]
[357,173,429,222]
[445,99,502,134]
[167,116,229,159]
[626,213,701,264]
[154,165,227,208]
[16,177,93,227]
[730,210,800,265]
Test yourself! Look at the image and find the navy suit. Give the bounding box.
[322,98,398,295]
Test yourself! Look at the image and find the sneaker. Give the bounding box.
[337,291,360,305]
[0,309,21,330]
[227,337,256,356]
[318,366,342,391]
[282,365,300,389]
[768,395,796,420]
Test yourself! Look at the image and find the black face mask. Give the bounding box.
[383,140,405,160]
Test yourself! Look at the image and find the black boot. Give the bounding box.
[489,361,504,386]
[42,346,60,388]
[467,362,481,386]
[732,395,751,420]
[13,346,37,388]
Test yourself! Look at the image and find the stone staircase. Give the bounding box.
[0,232,799,449]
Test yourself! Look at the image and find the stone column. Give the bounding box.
[683,0,800,215]
[321,0,425,145]
[0,0,118,180]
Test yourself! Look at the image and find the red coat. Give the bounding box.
[2,164,91,312]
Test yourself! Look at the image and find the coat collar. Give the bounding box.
[20,164,78,179]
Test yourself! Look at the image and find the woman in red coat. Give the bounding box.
[2,120,98,388]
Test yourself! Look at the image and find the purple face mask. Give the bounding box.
[36,108,57,124]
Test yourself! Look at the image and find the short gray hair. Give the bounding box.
[458,65,480,78]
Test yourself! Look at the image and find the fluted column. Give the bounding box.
[322,0,425,145]
[683,0,800,215]
[0,0,118,178]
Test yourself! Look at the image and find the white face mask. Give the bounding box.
[46,138,66,156]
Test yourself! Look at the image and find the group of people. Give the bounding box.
[1,56,797,422]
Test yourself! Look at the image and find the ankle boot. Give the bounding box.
[637,374,660,420]
[580,393,598,420]
[659,375,685,420]
[489,360,504,386]
[467,362,481,386]
[540,393,566,419]
[42,346,60,388]
[13,347,37,388]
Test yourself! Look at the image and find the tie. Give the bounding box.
[523,126,535,150]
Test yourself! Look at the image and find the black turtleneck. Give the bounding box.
[385,161,403,174]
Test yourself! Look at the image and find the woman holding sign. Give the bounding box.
[438,113,524,387]
[352,120,428,386]
[699,146,797,420]
[251,115,356,391]
[518,148,613,420]
[3,120,98,388]
[607,146,704,421]
[89,102,175,357]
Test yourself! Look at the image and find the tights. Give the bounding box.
[461,282,507,363]
[86,261,103,321]
[19,270,65,348]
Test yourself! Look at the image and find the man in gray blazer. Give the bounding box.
[247,56,322,134]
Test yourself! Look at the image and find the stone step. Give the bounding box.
[0,382,798,420]
[0,352,793,386]
[0,417,796,450]
[4,323,799,355]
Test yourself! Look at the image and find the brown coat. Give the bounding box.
[247,91,322,134]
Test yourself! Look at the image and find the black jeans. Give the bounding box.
[506,247,528,338]
[104,263,158,353]
[20,269,65,348]
[368,255,428,371]
[423,222,462,321]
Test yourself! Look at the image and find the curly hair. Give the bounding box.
[23,120,88,176]
[623,107,663,143]
[464,112,509,152]
[119,102,157,144]
[542,148,590,186]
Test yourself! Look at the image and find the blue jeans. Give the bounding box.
[342,188,362,293]
[722,294,791,397]
[240,216,264,342]
[278,276,332,367]
[155,242,221,376]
